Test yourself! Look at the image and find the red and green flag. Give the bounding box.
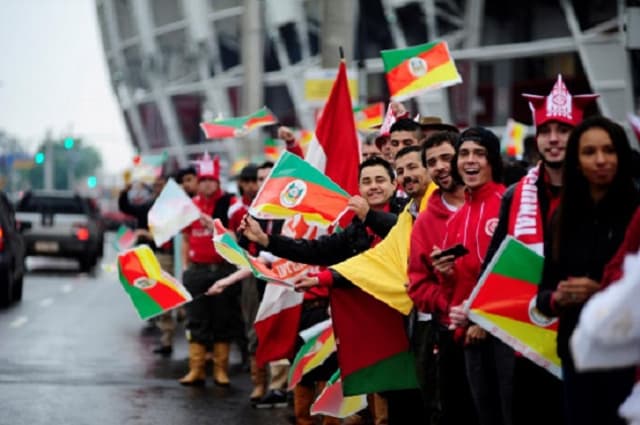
[117,246,192,320]
[381,40,462,101]
[467,237,561,378]
[353,102,384,131]
[331,286,419,395]
[112,225,136,252]
[200,107,278,139]
[264,138,281,161]
[212,218,314,287]
[288,321,336,390]
[310,369,368,418]
[249,151,352,226]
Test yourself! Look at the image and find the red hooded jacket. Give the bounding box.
[408,189,459,321]
[437,181,505,328]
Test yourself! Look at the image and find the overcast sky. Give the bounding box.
[0,0,133,174]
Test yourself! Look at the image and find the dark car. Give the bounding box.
[0,191,26,306]
[83,197,105,257]
[15,190,102,272]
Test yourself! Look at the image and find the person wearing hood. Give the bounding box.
[431,127,507,425]
[407,131,473,424]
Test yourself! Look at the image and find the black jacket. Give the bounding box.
[536,191,639,360]
[264,197,408,267]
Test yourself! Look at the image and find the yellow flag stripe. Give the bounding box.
[393,62,462,100]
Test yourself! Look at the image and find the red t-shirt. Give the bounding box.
[184,191,225,264]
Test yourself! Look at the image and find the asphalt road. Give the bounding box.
[0,235,293,425]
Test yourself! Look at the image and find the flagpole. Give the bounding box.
[339,46,344,60]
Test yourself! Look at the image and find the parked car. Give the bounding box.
[15,190,102,272]
[0,190,26,306]
[83,197,105,257]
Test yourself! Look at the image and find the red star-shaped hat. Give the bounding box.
[193,152,220,181]
[522,74,599,127]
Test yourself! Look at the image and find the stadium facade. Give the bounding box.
[95,0,640,169]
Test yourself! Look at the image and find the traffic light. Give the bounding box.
[87,175,97,188]
[63,137,75,150]
[34,152,45,165]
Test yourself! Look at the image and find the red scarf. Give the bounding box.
[508,165,544,255]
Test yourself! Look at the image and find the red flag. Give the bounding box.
[306,61,360,196]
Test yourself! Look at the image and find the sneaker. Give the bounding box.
[253,390,288,409]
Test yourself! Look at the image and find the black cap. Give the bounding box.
[238,163,258,181]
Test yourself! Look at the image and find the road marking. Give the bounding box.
[40,298,54,307]
[61,284,73,293]
[9,316,28,328]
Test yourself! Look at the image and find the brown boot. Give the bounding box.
[179,343,207,386]
[371,393,388,425]
[294,384,315,425]
[213,342,231,386]
[249,356,267,402]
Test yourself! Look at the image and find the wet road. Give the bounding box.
[0,236,292,425]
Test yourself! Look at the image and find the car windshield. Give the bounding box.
[17,195,86,214]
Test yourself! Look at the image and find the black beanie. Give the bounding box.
[453,127,503,183]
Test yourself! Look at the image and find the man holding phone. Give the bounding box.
[408,131,474,424]
[430,127,506,425]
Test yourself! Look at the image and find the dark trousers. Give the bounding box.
[562,355,635,425]
[464,335,514,425]
[412,320,438,421]
[383,389,428,425]
[435,327,478,425]
[512,355,564,425]
[183,262,242,345]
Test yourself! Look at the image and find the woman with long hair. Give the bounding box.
[536,116,639,424]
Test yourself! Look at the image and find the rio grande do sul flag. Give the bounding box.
[467,237,561,378]
[117,245,192,320]
[381,40,462,101]
[501,119,528,158]
[310,369,368,418]
[353,102,384,131]
[211,218,318,287]
[112,225,136,252]
[249,151,351,227]
[288,320,336,390]
[200,107,277,139]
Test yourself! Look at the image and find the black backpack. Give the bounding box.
[212,192,235,228]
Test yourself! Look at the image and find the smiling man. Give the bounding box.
[241,156,405,265]
[407,131,472,424]
[428,127,506,425]
[469,75,599,425]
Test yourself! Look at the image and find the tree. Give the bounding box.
[26,138,102,190]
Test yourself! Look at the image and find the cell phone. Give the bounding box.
[433,244,469,260]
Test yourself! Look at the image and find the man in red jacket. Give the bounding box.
[407,131,470,424]
[430,127,506,425]
[179,153,243,387]
[471,75,598,425]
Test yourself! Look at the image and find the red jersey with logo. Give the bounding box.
[185,191,226,264]
[439,181,505,326]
